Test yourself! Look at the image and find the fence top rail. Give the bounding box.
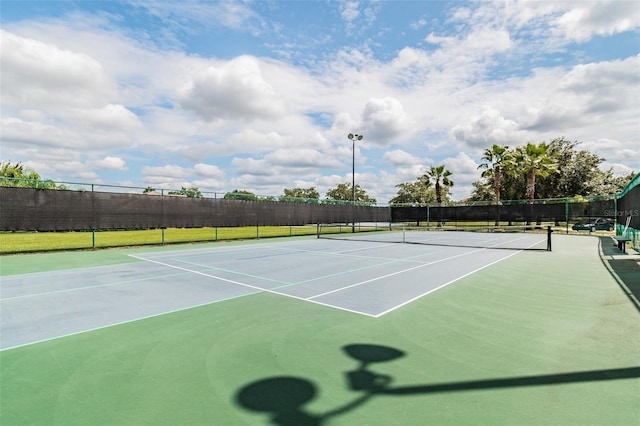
[616,172,640,199]
[0,183,388,206]
[0,177,617,206]
[389,196,615,208]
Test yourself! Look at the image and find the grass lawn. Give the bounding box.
[0,226,319,254]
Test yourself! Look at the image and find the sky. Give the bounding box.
[1,0,639,202]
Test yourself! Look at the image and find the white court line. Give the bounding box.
[0,290,263,352]
[307,247,486,300]
[0,270,190,301]
[129,254,378,318]
[270,244,440,264]
[131,241,531,318]
[135,240,441,266]
[131,239,319,260]
[372,250,521,317]
[487,234,546,249]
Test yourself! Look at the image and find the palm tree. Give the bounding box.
[477,144,513,206]
[515,142,558,204]
[424,165,454,205]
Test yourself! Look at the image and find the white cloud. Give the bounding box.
[1,117,70,147]
[230,157,271,177]
[190,179,226,191]
[451,109,522,148]
[131,0,264,34]
[193,163,224,179]
[555,0,640,42]
[1,1,637,204]
[264,149,343,169]
[410,18,428,30]
[427,28,512,54]
[0,30,114,108]
[442,152,482,200]
[560,55,640,112]
[178,56,286,121]
[340,1,361,23]
[73,170,101,181]
[383,150,424,167]
[231,149,340,177]
[92,157,128,171]
[361,97,412,146]
[73,104,141,130]
[444,152,479,179]
[1,115,139,152]
[142,165,192,179]
[582,138,640,172]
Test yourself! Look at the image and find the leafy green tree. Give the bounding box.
[477,144,513,205]
[325,183,376,203]
[424,165,454,205]
[468,180,494,202]
[535,138,633,197]
[536,138,599,198]
[224,189,257,201]
[0,161,64,189]
[168,186,202,198]
[1,162,37,179]
[471,139,635,201]
[389,175,437,204]
[143,186,156,194]
[515,142,558,204]
[282,187,320,202]
[590,171,636,195]
[472,165,524,202]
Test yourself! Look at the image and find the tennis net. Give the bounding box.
[317,224,553,251]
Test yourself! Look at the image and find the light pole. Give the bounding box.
[347,133,363,232]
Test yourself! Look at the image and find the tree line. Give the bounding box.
[387,137,633,205]
[470,138,634,204]
[223,137,633,205]
[272,137,632,205]
[2,138,635,204]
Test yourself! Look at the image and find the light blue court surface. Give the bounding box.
[1,238,534,349]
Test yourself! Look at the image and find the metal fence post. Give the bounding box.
[565,197,569,234]
[91,184,96,249]
[161,189,165,245]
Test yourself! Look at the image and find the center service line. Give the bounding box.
[307,247,487,300]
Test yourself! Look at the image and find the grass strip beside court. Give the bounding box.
[0,225,318,254]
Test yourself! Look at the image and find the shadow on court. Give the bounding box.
[599,236,640,313]
[235,344,640,425]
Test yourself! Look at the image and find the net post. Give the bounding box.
[317,223,320,239]
[547,225,553,251]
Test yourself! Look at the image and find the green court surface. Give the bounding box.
[1,234,639,425]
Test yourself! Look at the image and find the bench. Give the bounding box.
[614,237,631,254]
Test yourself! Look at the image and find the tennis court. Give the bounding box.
[1,232,639,425]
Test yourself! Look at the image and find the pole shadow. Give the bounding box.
[234,343,640,425]
[234,344,404,425]
[235,376,320,426]
[598,236,640,313]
